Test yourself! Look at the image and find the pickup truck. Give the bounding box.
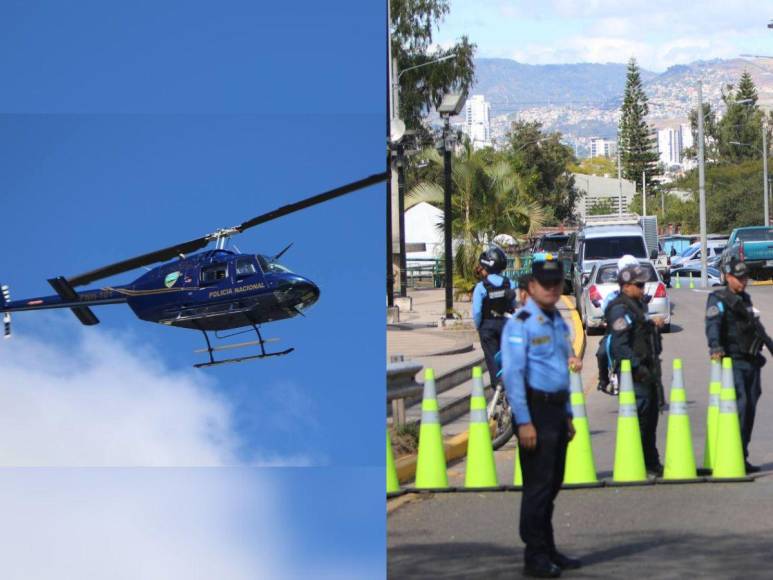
[721,226,773,279]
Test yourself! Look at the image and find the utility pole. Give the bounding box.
[617,138,623,216]
[762,120,770,226]
[642,171,646,216]
[698,82,708,288]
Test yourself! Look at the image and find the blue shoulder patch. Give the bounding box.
[516,310,531,321]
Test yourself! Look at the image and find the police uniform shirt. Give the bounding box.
[500,297,573,425]
[705,289,756,357]
[472,273,515,329]
[606,297,648,370]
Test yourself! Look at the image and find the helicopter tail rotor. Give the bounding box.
[1,284,11,338]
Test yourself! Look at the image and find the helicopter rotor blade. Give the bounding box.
[67,236,211,287]
[64,171,387,287]
[235,171,387,233]
[273,243,293,261]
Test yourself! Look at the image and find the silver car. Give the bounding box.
[579,259,671,335]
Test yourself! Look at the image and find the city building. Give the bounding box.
[589,137,617,159]
[463,95,491,150]
[657,127,683,168]
[572,173,637,220]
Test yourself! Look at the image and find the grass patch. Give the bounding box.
[390,423,419,457]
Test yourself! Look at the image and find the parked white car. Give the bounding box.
[670,241,726,270]
[579,259,671,334]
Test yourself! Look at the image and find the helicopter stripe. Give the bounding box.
[106,286,201,297]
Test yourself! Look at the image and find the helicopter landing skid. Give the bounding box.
[194,325,294,368]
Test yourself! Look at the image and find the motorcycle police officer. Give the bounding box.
[473,246,516,386]
[606,263,665,476]
[705,257,766,473]
[501,253,582,578]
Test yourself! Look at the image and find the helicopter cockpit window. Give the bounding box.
[257,255,293,274]
[201,263,228,284]
[236,258,257,279]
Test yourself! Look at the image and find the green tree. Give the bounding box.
[685,102,720,163]
[407,145,545,290]
[507,121,580,224]
[588,198,616,216]
[716,72,765,163]
[569,156,618,177]
[618,58,660,199]
[391,0,476,132]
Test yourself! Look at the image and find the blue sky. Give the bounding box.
[434,1,772,72]
[0,1,385,577]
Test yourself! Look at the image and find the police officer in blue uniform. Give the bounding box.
[606,263,665,476]
[473,246,516,387]
[501,253,582,578]
[705,257,768,473]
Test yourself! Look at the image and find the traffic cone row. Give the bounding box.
[388,357,751,494]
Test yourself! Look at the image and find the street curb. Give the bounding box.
[561,295,586,358]
[751,280,773,286]
[395,421,497,484]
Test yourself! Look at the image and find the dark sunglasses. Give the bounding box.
[633,282,646,289]
[539,278,563,289]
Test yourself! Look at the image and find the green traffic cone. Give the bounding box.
[465,367,498,488]
[387,430,400,493]
[564,371,598,485]
[415,368,449,489]
[712,358,746,479]
[612,359,647,482]
[703,359,721,471]
[663,359,698,480]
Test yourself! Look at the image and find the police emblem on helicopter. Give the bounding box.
[0,172,386,367]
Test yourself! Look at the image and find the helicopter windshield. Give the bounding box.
[257,255,293,274]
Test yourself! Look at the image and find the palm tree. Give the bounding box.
[407,144,545,293]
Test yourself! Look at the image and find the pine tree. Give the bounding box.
[717,71,764,162]
[618,58,660,204]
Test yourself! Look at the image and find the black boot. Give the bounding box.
[524,554,562,578]
[550,550,582,570]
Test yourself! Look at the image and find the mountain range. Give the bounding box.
[471,57,773,146]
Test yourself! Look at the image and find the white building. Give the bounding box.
[589,138,617,159]
[657,127,683,168]
[573,173,637,220]
[464,95,491,150]
[404,201,444,261]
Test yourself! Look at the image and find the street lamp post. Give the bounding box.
[697,82,708,288]
[389,50,457,300]
[438,92,467,319]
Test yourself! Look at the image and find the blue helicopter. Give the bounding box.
[0,172,386,367]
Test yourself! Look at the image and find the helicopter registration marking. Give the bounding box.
[209,283,265,299]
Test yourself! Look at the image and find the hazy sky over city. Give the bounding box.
[435,1,772,72]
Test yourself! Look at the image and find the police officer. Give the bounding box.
[606,263,665,476]
[501,253,582,578]
[595,254,640,395]
[473,246,516,387]
[705,257,764,473]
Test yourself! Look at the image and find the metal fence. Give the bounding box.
[405,254,534,288]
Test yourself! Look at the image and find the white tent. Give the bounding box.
[405,202,444,261]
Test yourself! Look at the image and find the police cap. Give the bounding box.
[618,264,649,285]
[722,256,749,278]
[531,252,563,284]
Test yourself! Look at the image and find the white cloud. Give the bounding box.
[0,316,316,466]
[0,469,289,580]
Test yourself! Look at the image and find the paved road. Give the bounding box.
[389,286,773,578]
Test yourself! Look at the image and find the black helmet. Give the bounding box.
[479,246,507,274]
